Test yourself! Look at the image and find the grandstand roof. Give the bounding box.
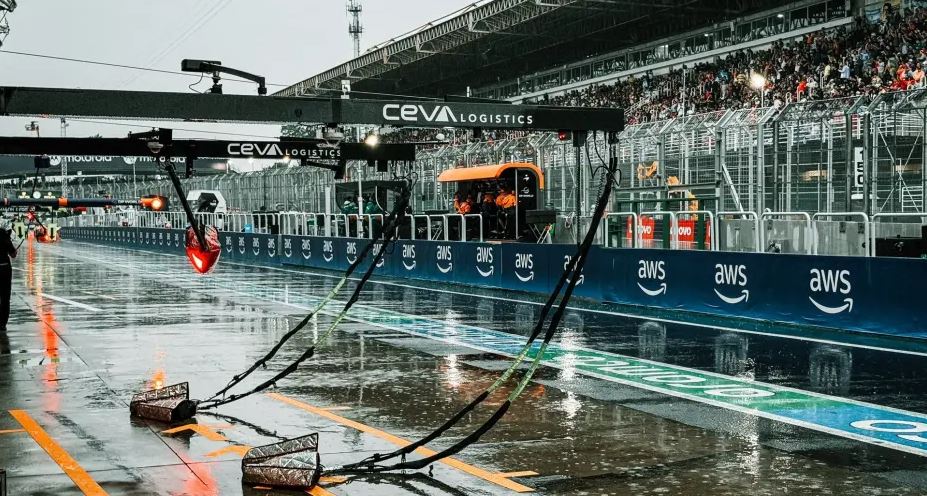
[278,0,782,99]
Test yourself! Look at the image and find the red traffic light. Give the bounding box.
[557,130,572,141]
[140,195,168,211]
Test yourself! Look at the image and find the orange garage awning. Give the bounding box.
[437,162,544,189]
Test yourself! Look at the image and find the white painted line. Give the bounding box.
[78,290,118,301]
[39,293,102,312]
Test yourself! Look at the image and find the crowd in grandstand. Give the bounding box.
[552,3,925,124]
[382,4,927,145]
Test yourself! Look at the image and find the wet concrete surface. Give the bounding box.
[0,240,926,494]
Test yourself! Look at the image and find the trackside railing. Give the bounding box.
[60,209,927,258]
[717,211,760,253]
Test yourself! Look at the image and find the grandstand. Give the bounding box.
[276,0,790,99]
[35,0,927,255]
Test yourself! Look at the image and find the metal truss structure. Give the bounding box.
[277,0,782,98]
[0,0,15,48]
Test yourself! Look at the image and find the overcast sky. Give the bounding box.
[0,0,474,143]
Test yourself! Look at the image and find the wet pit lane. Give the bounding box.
[1,240,927,495]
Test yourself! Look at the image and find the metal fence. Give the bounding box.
[63,207,927,258]
[22,90,927,253]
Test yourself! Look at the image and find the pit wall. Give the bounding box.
[63,227,927,340]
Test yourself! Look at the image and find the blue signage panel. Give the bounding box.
[60,228,927,339]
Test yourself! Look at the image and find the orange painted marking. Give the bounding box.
[307,486,336,496]
[9,409,108,495]
[0,428,25,434]
[499,471,539,478]
[268,393,533,493]
[161,424,228,442]
[205,445,251,458]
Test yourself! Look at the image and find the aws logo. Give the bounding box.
[514,253,534,282]
[158,232,164,245]
[301,239,312,259]
[402,244,416,271]
[436,245,453,273]
[283,238,293,258]
[563,255,585,285]
[809,269,853,314]
[346,241,358,264]
[252,238,261,256]
[372,242,385,268]
[322,240,334,262]
[637,260,667,296]
[714,264,749,304]
[476,246,495,277]
[238,237,246,255]
[267,238,276,257]
[224,236,233,253]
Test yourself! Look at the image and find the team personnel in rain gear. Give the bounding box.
[340,196,359,236]
[480,192,497,236]
[0,222,17,331]
[496,187,517,238]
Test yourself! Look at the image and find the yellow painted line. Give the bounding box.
[308,486,336,496]
[161,424,228,443]
[0,428,25,434]
[319,476,348,484]
[205,445,251,458]
[499,471,539,478]
[9,410,108,496]
[268,393,533,493]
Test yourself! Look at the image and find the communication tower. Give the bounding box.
[347,0,363,58]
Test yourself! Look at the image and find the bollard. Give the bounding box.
[241,433,322,489]
[1,467,6,496]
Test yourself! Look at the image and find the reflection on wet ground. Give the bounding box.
[0,240,925,494]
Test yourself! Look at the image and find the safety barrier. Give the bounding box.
[717,211,760,253]
[59,208,924,258]
[761,211,813,254]
[638,211,677,250]
[603,212,639,248]
[812,212,870,257]
[63,225,927,339]
[870,213,927,257]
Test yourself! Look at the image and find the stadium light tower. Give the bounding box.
[347,0,363,58]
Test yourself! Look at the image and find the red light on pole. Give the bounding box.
[140,195,168,211]
[185,225,221,274]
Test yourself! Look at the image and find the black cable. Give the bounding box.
[188,73,206,94]
[335,134,618,474]
[198,182,413,410]
[354,142,615,473]
[0,49,290,86]
[63,119,280,140]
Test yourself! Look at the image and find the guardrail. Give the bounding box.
[603,212,639,248]
[812,212,870,257]
[718,211,760,253]
[639,211,677,250]
[761,211,812,254]
[59,209,926,258]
